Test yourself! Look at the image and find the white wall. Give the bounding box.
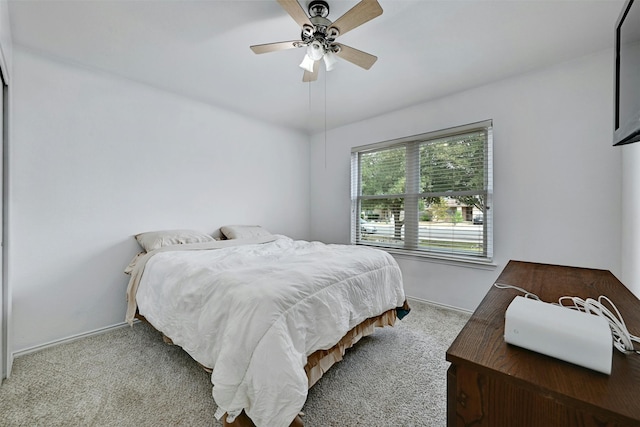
[310,50,622,311]
[619,40,640,296]
[10,49,310,352]
[622,143,640,298]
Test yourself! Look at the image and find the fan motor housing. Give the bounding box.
[308,1,329,18]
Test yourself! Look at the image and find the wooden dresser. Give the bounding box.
[446,260,640,427]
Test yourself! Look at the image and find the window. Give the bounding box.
[351,120,493,263]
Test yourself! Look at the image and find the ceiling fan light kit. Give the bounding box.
[322,50,338,71]
[299,52,316,72]
[250,0,383,82]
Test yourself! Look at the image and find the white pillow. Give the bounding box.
[220,225,272,240]
[135,229,215,252]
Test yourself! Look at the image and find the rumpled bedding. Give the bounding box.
[127,235,405,427]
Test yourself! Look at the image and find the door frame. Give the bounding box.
[1,65,8,381]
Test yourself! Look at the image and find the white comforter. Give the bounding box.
[134,235,405,427]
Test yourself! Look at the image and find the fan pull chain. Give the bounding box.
[324,72,327,169]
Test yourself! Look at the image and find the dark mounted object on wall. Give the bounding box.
[614,0,640,146]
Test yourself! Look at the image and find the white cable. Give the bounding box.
[494,282,640,355]
[558,295,640,354]
[493,282,542,301]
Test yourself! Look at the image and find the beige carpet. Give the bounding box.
[0,299,470,427]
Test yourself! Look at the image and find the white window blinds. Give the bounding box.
[351,120,493,263]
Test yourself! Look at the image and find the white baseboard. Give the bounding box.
[11,299,469,359]
[12,320,140,359]
[406,296,474,315]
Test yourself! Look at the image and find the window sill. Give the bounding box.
[358,244,498,270]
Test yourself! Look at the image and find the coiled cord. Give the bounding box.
[494,282,640,355]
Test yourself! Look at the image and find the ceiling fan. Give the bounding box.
[250,0,383,82]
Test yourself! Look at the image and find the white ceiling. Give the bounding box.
[8,0,625,134]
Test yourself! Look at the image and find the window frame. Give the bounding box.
[350,120,493,265]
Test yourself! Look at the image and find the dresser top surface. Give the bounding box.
[446,260,640,423]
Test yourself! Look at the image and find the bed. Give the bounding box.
[124,226,409,427]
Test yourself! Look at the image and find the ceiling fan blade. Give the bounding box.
[328,0,383,36]
[302,60,320,82]
[335,43,377,70]
[250,41,303,54]
[277,0,313,28]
